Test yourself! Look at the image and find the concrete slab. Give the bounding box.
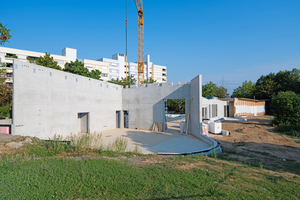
[100,120,211,154]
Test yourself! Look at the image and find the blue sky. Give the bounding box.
[1,0,300,94]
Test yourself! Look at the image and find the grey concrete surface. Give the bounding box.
[0,133,15,141]
[100,119,211,154]
[13,60,123,139]
[0,119,12,124]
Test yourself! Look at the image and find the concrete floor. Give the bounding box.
[101,119,211,154]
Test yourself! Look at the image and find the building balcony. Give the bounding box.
[5,77,13,83]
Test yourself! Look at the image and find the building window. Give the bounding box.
[102,73,108,77]
[212,104,218,118]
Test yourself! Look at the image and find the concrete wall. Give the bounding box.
[190,75,202,138]
[122,82,190,130]
[12,60,123,139]
[122,75,202,139]
[12,60,203,140]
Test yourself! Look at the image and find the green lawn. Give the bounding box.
[1,155,299,199]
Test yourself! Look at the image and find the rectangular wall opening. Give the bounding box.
[116,111,121,128]
[123,110,129,128]
[211,104,218,118]
[164,99,186,132]
[78,113,89,133]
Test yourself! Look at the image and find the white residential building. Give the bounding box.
[98,53,167,82]
[0,46,167,85]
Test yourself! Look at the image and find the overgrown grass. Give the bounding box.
[0,156,299,199]
[276,124,300,138]
[19,133,135,158]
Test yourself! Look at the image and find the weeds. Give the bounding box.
[68,132,103,151]
[236,128,243,132]
[106,136,128,153]
[133,145,142,154]
[211,148,218,159]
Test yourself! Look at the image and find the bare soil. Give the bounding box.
[210,115,300,174]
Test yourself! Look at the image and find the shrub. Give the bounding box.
[0,105,10,118]
[271,91,300,126]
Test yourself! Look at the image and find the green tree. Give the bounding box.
[274,68,300,94]
[202,81,218,97]
[166,99,185,114]
[0,22,12,45]
[0,69,12,118]
[108,78,122,85]
[109,75,137,88]
[144,77,157,84]
[254,69,300,99]
[88,69,102,80]
[232,80,256,98]
[215,86,229,98]
[254,73,278,99]
[271,91,300,126]
[35,53,62,70]
[202,81,228,98]
[64,60,102,80]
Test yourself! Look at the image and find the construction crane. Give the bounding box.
[134,0,144,85]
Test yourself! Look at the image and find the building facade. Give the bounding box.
[0,46,167,85]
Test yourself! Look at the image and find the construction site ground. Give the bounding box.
[209,115,300,174]
[1,115,300,175]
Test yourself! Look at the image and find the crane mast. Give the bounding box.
[134,0,144,85]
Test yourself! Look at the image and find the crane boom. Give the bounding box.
[134,0,144,85]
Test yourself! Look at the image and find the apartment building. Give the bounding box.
[98,54,167,82]
[0,47,69,85]
[0,46,167,84]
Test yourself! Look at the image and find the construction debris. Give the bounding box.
[150,122,163,132]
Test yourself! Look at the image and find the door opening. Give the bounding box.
[78,113,89,133]
[123,111,129,128]
[116,111,121,128]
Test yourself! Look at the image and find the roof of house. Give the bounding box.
[220,98,265,102]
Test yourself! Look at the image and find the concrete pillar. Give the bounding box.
[189,75,202,138]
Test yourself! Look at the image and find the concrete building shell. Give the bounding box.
[13,60,199,139]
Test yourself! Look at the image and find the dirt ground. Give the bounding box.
[209,115,300,174]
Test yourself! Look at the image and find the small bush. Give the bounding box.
[236,128,243,132]
[271,91,300,126]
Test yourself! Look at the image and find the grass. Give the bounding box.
[17,133,133,158]
[236,128,243,132]
[0,155,299,199]
[1,132,300,199]
[275,125,300,138]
